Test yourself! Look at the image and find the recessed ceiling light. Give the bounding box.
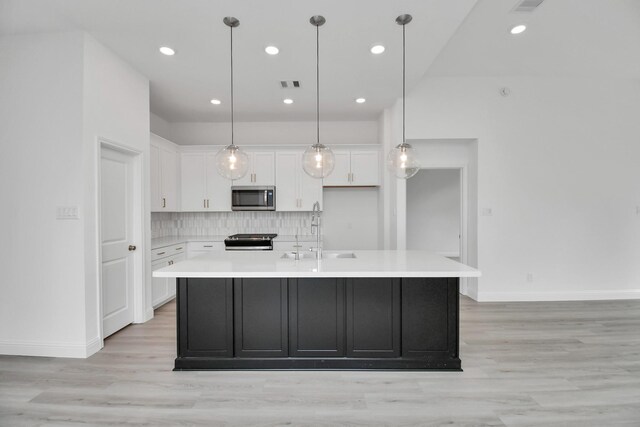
[510,24,527,35]
[283,98,293,104]
[265,46,279,55]
[210,99,221,105]
[355,98,366,104]
[159,46,175,56]
[370,45,385,54]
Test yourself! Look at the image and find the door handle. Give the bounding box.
[162,197,166,208]
[128,245,137,251]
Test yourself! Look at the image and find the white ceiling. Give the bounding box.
[428,0,640,78]
[0,0,477,122]
[3,0,638,123]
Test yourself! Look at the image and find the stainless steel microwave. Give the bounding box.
[231,186,276,211]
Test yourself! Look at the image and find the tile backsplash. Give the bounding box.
[151,211,314,238]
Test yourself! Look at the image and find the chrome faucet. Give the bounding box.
[310,201,322,260]
[293,234,301,261]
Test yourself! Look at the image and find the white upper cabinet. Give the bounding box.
[322,151,351,186]
[150,133,179,212]
[349,150,380,186]
[180,153,207,211]
[322,149,380,187]
[233,151,275,186]
[276,151,322,211]
[150,144,161,211]
[181,151,232,211]
[205,153,231,211]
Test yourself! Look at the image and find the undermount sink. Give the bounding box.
[281,251,356,260]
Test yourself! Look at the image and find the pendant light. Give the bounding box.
[302,15,335,179]
[387,14,420,179]
[215,16,249,180]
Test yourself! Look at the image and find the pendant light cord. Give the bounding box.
[402,22,406,144]
[230,25,235,146]
[316,24,320,145]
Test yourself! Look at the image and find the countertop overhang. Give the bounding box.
[153,250,481,279]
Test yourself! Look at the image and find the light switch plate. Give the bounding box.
[481,207,493,216]
[57,206,79,220]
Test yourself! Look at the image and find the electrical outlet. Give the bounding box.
[481,208,493,216]
[526,273,534,283]
[347,222,353,230]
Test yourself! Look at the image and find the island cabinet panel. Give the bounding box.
[234,278,288,357]
[177,278,233,358]
[289,278,345,357]
[401,278,459,361]
[346,278,401,358]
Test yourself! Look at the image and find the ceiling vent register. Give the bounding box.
[512,0,544,13]
[280,80,301,88]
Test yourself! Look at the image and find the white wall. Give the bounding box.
[0,31,150,358]
[158,120,378,146]
[0,32,88,357]
[322,188,380,250]
[407,169,460,255]
[150,113,172,141]
[384,76,640,301]
[82,34,151,346]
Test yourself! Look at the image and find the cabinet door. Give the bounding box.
[178,278,234,358]
[322,150,350,186]
[205,153,231,211]
[299,164,323,211]
[232,152,254,186]
[160,148,178,210]
[150,144,162,211]
[289,278,345,357]
[180,153,207,211]
[151,259,169,308]
[401,278,458,359]
[346,278,400,358]
[275,152,299,211]
[166,253,185,300]
[350,150,380,186]
[234,278,288,357]
[252,152,275,185]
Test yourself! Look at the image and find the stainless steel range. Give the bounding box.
[224,233,278,251]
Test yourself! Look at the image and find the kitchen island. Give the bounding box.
[154,250,480,371]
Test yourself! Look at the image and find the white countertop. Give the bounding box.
[153,250,481,279]
[151,234,316,249]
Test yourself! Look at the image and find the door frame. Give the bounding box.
[96,137,146,344]
[406,163,469,295]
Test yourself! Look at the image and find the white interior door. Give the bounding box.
[100,146,135,338]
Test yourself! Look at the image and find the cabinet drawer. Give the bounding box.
[152,243,185,261]
[187,241,224,257]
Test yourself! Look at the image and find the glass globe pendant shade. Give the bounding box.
[302,143,335,179]
[387,142,420,179]
[215,144,249,180]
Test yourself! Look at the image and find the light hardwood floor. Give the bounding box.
[2,296,640,426]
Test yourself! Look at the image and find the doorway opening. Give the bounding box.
[397,138,479,299]
[407,168,462,261]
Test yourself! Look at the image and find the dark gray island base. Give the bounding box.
[175,277,460,371]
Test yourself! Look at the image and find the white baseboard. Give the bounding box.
[0,335,103,359]
[477,289,640,302]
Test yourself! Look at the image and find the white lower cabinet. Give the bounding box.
[151,244,186,308]
[275,151,322,211]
